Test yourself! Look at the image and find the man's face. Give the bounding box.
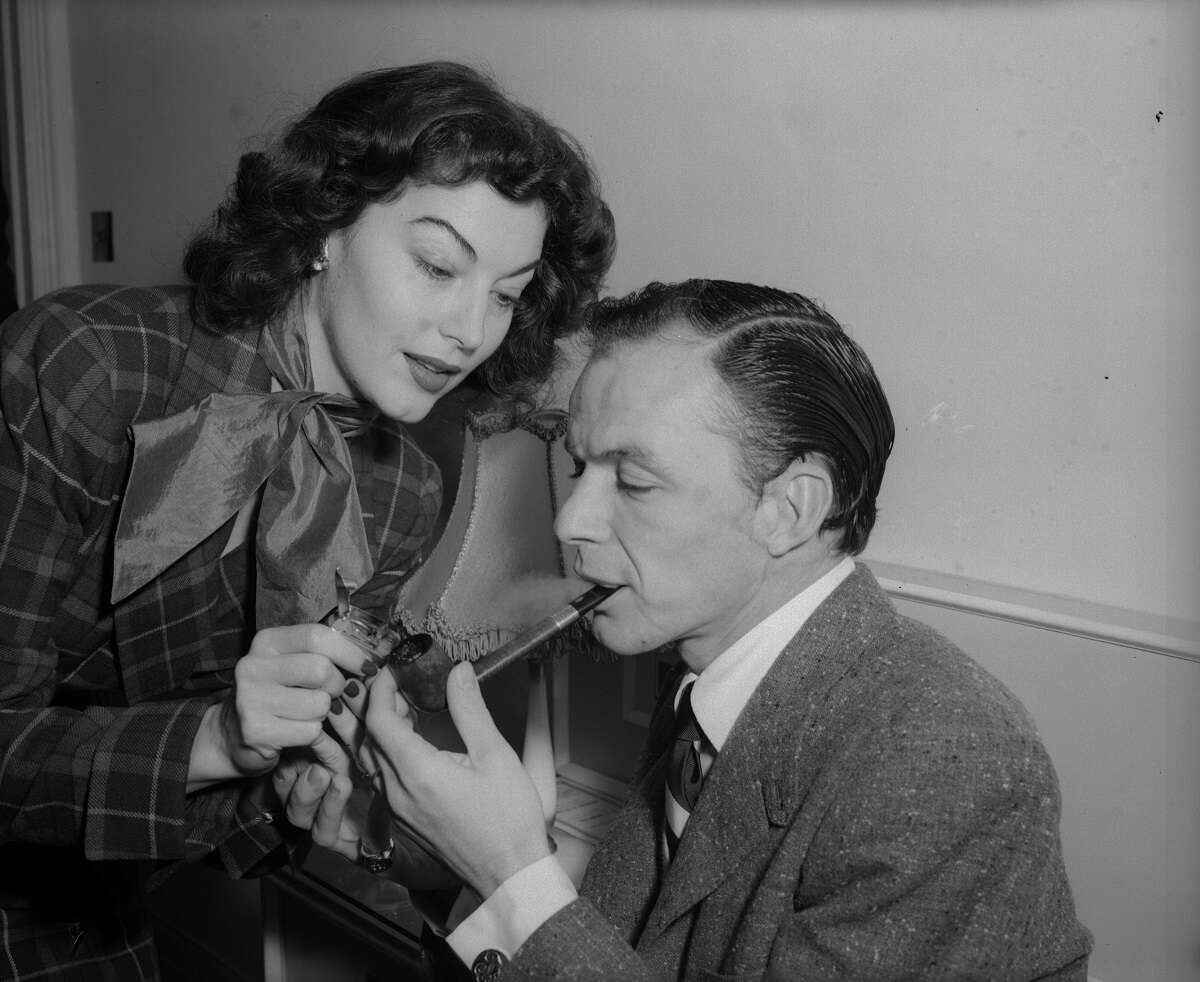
[556,327,773,669]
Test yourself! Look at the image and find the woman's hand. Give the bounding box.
[271,749,362,860]
[270,677,461,890]
[187,623,372,792]
[365,662,552,898]
[269,669,368,864]
[267,669,375,864]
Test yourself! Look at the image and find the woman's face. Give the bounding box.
[304,181,548,421]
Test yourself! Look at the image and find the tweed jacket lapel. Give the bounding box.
[640,563,897,944]
[579,682,675,942]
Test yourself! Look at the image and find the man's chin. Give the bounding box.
[591,621,670,658]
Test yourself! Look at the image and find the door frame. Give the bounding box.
[1,0,80,305]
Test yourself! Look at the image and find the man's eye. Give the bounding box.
[617,476,652,495]
[569,459,585,479]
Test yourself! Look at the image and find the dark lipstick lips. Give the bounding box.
[406,353,460,375]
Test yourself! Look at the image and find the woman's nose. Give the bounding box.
[440,289,489,353]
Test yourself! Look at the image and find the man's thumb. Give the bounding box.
[446,662,498,752]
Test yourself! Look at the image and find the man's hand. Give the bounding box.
[365,662,552,898]
[188,623,371,792]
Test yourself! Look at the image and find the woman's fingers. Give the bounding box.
[252,623,374,679]
[284,763,332,829]
[272,754,308,802]
[335,674,370,721]
[326,683,364,750]
[364,669,428,778]
[225,621,388,774]
[308,767,356,858]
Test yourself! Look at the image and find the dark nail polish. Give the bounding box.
[344,679,361,698]
[330,697,344,715]
[363,660,379,678]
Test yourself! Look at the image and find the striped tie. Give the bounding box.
[665,680,707,857]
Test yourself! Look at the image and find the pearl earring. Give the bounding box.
[312,241,330,272]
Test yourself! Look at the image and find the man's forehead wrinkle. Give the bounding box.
[566,415,657,465]
[566,378,661,466]
[566,340,724,463]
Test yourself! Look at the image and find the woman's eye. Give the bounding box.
[492,292,518,310]
[416,257,453,280]
[569,459,586,479]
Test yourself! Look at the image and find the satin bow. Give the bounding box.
[111,307,376,627]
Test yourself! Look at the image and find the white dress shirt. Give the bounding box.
[446,558,856,968]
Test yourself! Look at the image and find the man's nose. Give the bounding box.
[554,479,605,545]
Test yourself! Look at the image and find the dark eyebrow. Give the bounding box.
[564,441,654,468]
[411,217,477,261]
[410,216,541,279]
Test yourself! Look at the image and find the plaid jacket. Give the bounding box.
[0,285,441,978]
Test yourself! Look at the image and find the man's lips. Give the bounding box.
[575,573,622,600]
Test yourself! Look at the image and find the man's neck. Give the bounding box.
[679,547,848,673]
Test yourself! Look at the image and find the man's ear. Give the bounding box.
[755,459,835,557]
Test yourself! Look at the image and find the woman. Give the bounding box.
[0,61,613,980]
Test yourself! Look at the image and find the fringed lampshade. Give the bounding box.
[391,395,575,660]
[389,391,593,825]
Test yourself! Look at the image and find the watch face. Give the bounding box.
[472,948,509,981]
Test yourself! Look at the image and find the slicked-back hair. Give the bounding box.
[583,280,895,555]
[184,61,615,401]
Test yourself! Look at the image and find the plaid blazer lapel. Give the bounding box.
[111,521,236,704]
[110,314,267,704]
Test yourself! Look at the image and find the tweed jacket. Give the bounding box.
[0,285,440,979]
[508,564,1092,981]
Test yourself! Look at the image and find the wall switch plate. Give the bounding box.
[91,211,113,262]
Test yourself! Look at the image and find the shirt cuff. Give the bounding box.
[445,855,578,967]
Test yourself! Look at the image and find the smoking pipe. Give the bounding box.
[387,584,620,713]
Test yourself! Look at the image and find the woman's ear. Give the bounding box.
[755,459,835,557]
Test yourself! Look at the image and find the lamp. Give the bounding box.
[391,390,591,824]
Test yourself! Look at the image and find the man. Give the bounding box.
[366,280,1093,980]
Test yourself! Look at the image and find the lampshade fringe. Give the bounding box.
[394,601,616,666]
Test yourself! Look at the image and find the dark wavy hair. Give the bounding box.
[583,280,895,555]
[183,62,615,400]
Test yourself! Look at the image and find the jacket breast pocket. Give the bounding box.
[761,777,799,828]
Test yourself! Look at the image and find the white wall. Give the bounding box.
[66,0,1199,630]
[59,2,1200,979]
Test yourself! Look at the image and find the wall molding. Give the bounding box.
[601,560,1200,747]
[866,559,1200,664]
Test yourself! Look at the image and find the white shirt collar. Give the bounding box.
[679,557,855,753]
